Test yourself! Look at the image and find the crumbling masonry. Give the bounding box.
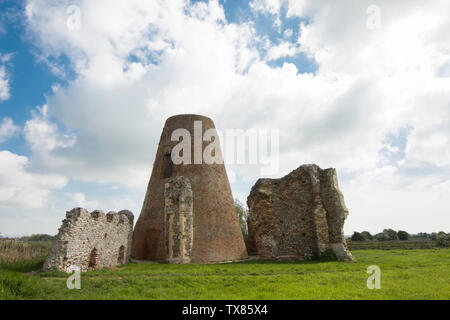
[164,177,194,264]
[43,115,353,269]
[43,208,134,272]
[246,164,353,261]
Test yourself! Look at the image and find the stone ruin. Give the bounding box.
[132,114,248,263]
[42,115,353,269]
[164,176,194,264]
[246,164,353,261]
[43,208,134,272]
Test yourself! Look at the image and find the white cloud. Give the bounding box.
[68,192,100,210]
[0,117,19,143]
[24,104,76,151]
[19,0,450,234]
[265,41,299,61]
[0,150,67,208]
[23,0,260,189]
[250,0,309,19]
[250,0,283,16]
[246,0,450,173]
[283,28,293,38]
[0,53,12,101]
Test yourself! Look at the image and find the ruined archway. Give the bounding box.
[88,248,98,269]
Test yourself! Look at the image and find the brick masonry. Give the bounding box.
[132,114,248,263]
[246,164,353,261]
[43,208,134,272]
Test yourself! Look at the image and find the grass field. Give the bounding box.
[346,239,438,250]
[1,245,449,300]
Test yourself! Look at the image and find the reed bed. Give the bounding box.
[0,240,52,263]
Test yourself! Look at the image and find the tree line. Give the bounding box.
[350,229,450,247]
[0,234,56,242]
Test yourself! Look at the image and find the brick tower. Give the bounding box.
[131,114,248,263]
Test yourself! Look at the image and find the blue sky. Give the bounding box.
[1,0,449,237]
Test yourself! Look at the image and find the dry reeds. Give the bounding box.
[0,240,52,262]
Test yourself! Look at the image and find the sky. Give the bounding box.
[0,0,449,237]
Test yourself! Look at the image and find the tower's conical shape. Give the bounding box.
[132,114,248,263]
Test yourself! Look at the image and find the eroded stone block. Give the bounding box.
[247,164,353,261]
[164,176,194,264]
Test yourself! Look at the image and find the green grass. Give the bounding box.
[1,249,449,300]
[347,239,439,250]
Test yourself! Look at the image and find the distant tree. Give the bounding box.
[235,199,248,238]
[431,232,438,240]
[20,234,56,242]
[383,229,399,241]
[415,232,430,238]
[398,230,410,240]
[375,232,388,241]
[436,232,448,247]
[351,232,365,241]
[361,231,373,240]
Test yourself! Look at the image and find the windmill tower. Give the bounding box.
[132,114,248,263]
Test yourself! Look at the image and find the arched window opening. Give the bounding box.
[88,248,98,269]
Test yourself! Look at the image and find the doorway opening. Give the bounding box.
[88,248,98,269]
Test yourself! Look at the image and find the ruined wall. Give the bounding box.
[247,164,353,261]
[43,208,134,272]
[164,177,194,264]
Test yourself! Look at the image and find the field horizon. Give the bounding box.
[1,244,449,300]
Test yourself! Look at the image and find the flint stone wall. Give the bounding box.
[164,177,194,264]
[43,208,134,272]
[247,164,353,261]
